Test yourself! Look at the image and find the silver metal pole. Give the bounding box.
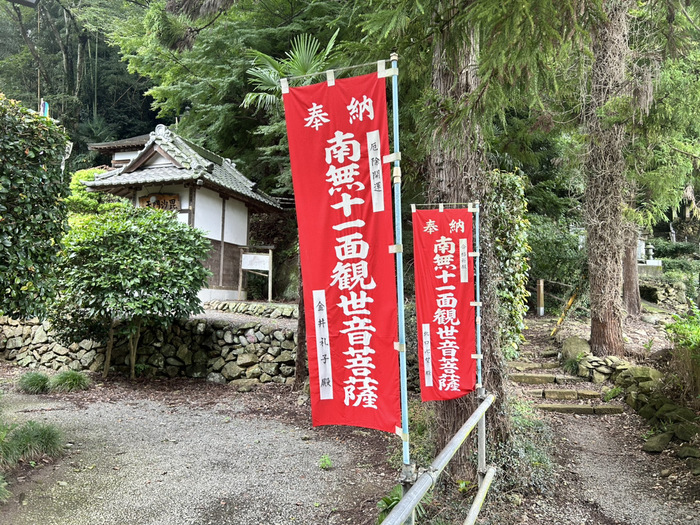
[477,388,486,486]
[463,465,497,525]
[382,394,496,525]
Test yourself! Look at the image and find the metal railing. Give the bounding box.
[381,392,497,525]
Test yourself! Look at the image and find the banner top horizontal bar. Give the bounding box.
[280,57,399,84]
[411,202,480,212]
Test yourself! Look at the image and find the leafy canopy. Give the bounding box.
[0,94,69,318]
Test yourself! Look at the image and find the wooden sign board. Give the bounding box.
[242,253,270,271]
[139,194,180,211]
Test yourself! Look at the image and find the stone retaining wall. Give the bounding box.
[0,315,297,387]
[204,301,299,319]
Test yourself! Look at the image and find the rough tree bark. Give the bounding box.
[584,1,632,357]
[427,15,508,476]
[293,266,308,391]
[622,224,642,317]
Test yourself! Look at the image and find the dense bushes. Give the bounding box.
[527,214,584,287]
[651,238,698,258]
[665,306,700,405]
[0,94,69,318]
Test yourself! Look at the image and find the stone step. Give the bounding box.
[509,361,560,372]
[537,403,625,415]
[526,388,603,401]
[510,373,584,385]
[541,349,558,358]
[510,372,556,385]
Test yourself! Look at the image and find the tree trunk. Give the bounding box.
[622,225,641,317]
[102,320,115,379]
[293,260,308,391]
[129,319,142,380]
[427,13,509,477]
[584,1,632,357]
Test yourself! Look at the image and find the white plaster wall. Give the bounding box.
[144,153,172,167]
[193,187,223,241]
[198,288,246,302]
[114,151,140,162]
[224,199,248,245]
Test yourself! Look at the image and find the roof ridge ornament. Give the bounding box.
[153,124,172,140]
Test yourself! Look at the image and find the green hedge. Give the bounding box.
[0,94,69,318]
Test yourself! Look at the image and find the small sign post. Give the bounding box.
[239,246,273,302]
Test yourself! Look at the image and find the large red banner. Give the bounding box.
[412,208,477,401]
[283,73,400,433]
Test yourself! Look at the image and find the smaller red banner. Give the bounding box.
[412,208,477,401]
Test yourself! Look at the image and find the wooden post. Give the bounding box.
[237,247,244,300]
[537,279,545,316]
[267,248,273,302]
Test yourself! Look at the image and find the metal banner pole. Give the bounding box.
[474,205,486,486]
[389,53,415,523]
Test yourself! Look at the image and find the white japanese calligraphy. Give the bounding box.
[347,95,374,123]
[305,103,330,130]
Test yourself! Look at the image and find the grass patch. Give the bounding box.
[18,372,50,394]
[603,386,623,402]
[9,421,63,461]
[0,390,65,503]
[0,474,10,502]
[48,370,91,392]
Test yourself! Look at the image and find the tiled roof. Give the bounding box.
[85,125,279,211]
[87,134,150,152]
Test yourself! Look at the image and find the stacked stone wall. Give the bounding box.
[0,315,297,387]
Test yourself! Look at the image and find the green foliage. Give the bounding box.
[660,258,700,274]
[18,372,50,394]
[528,214,585,287]
[318,454,332,470]
[562,356,581,376]
[376,484,427,523]
[49,205,211,378]
[0,3,161,167]
[603,386,623,402]
[48,370,91,393]
[64,168,126,216]
[1,418,63,479]
[108,0,346,192]
[6,420,63,461]
[490,400,554,495]
[486,169,530,359]
[0,94,69,318]
[0,421,19,468]
[0,474,9,503]
[652,238,697,258]
[392,400,436,471]
[665,305,700,402]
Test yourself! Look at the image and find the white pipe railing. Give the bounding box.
[381,394,496,525]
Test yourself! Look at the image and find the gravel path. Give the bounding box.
[0,376,394,525]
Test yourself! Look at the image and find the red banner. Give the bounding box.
[412,208,476,401]
[283,73,400,433]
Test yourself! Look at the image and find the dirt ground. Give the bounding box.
[0,366,396,525]
[1,311,699,524]
[476,315,700,525]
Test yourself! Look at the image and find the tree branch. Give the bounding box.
[678,2,700,32]
[4,3,53,91]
